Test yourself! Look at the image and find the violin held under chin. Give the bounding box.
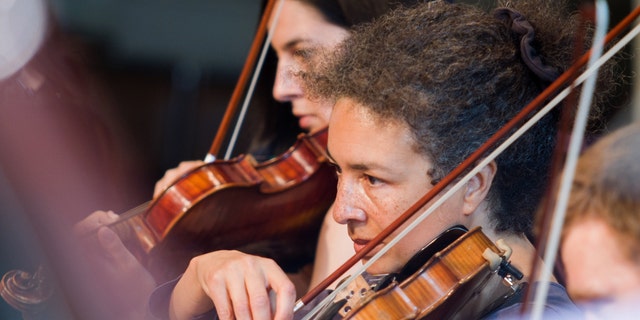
[321,226,524,320]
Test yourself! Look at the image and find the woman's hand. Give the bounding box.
[170,250,297,320]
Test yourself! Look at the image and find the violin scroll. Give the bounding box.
[0,266,53,320]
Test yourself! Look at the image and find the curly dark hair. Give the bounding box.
[297,0,427,28]
[304,0,618,235]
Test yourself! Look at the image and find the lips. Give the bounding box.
[352,238,375,257]
[292,104,312,126]
[295,114,314,130]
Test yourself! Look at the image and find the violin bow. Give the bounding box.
[297,3,640,318]
[206,0,284,162]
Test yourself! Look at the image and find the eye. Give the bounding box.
[365,174,382,186]
[293,47,318,65]
[293,48,312,60]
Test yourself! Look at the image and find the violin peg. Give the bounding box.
[495,238,513,259]
[482,248,502,271]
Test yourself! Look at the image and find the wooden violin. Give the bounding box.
[2,1,339,318]
[0,267,52,320]
[112,128,337,282]
[339,227,523,320]
[100,0,338,282]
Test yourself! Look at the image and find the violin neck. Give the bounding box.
[108,214,157,264]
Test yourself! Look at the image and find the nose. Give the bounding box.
[272,62,303,102]
[332,176,367,225]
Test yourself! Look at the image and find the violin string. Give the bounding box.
[223,0,285,160]
[299,16,632,318]
[530,2,609,318]
[108,201,151,224]
[79,201,150,238]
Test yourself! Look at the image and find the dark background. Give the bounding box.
[1,0,635,318]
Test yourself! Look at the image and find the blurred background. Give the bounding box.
[1,0,638,318]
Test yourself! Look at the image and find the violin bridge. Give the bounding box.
[333,275,374,317]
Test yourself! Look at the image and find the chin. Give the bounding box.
[365,261,397,276]
[307,123,323,133]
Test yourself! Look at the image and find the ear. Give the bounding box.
[462,161,497,216]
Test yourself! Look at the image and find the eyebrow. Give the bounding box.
[282,39,301,52]
[281,38,312,52]
[326,147,381,172]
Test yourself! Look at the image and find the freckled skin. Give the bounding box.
[328,98,468,275]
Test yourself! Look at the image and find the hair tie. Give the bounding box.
[493,7,560,82]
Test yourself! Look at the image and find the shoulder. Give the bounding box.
[483,282,582,320]
[576,290,640,319]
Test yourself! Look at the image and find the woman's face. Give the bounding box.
[562,218,640,303]
[269,0,349,133]
[327,98,469,275]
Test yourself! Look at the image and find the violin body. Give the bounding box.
[117,129,337,281]
[344,227,521,320]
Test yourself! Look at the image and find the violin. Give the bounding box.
[101,0,339,282]
[2,1,338,317]
[0,267,52,320]
[319,227,523,320]
[112,128,337,281]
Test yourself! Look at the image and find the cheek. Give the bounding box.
[366,190,408,225]
[562,242,586,294]
[373,194,425,242]
[561,233,619,300]
[380,187,437,227]
[314,103,333,124]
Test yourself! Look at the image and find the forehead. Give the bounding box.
[329,99,391,136]
[268,1,348,50]
[331,98,381,126]
[328,99,422,162]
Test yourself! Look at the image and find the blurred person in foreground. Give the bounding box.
[561,121,640,319]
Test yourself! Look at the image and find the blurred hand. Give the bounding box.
[74,210,157,318]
